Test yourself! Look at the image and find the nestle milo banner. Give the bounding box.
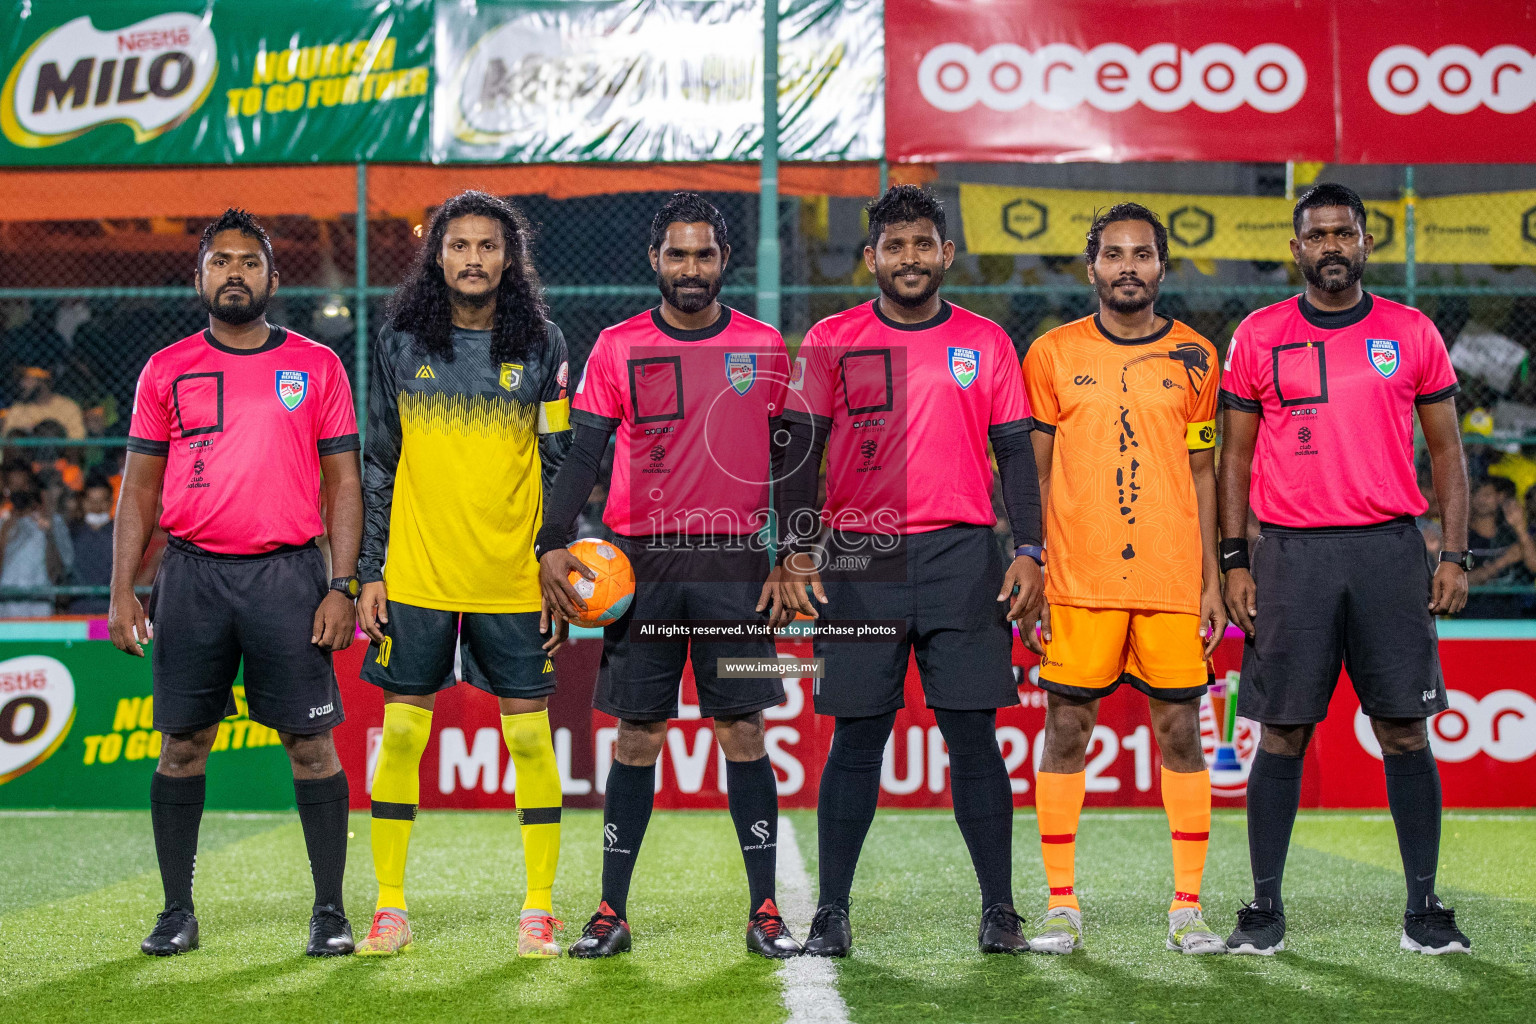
[0,0,431,165]
[0,642,299,809]
[432,0,884,162]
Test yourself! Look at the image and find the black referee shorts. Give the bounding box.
[597,535,783,722]
[148,537,343,736]
[1237,517,1448,725]
[812,525,1019,717]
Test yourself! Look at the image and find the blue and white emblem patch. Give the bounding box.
[948,347,979,389]
[725,352,756,395]
[1368,339,1400,379]
[276,370,308,410]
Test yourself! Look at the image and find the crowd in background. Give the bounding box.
[4,284,1535,620]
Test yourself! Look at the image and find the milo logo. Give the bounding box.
[0,655,76,785]
[2,13,217,148]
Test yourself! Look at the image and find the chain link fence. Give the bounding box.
[1,162,1533,615]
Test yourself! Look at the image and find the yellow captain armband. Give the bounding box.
[1186,419,1216,451]
[537,398,570,434]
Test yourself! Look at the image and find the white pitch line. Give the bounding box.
[776,818,851,1024]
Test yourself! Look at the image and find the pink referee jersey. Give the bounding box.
[127,327,359,554]
[785,299,1032,535]
[572,307,789,537]
[1220,294,1459,527]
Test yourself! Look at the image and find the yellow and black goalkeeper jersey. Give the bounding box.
[359,322,572,612]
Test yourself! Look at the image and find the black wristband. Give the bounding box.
[1219,538,1250,572]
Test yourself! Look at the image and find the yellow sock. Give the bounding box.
[502,710,562,913]
[1036,770,1086,911]
[370,702,432,912]
[1161,765,1212,911]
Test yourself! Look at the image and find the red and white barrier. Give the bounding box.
[331,631,1536,810]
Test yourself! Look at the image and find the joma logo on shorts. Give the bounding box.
[828,555,871,571]
[308,703,334,719]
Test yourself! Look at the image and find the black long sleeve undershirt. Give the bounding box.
[777,416,828,559]
[535,422,612,557]
[990,425,1042,549]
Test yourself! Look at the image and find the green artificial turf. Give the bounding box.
[2,809,1532,1023]
[813,809,1536,1024]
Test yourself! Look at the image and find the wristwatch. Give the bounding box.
[329,576,361,599]
[1014,544,1046,566]
[1439,550,1473,571]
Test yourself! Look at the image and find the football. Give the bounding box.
[566,538,636,626]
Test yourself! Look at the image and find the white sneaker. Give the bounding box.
[1167,907,1226,954]
[1029,906,1083,954]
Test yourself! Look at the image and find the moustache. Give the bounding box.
[671,277,711,289]
[1113,276,1145,287]
[894,266,931,277]
[1317,255,1350,268]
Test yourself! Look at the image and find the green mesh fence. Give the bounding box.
[0,165,1533,615]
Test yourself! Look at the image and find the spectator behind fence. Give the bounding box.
[5,367,85,438]
[1463,476,1536,619]
[0,298,65,394]
[68,472,114,614]
[0,466,73,618]
[27,419,84,493]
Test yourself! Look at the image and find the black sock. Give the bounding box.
[601,760,656,920]
[1246,749,1304,910]
[816,712,896,911]
[294,770,350,912]
[1384,746,1442,913]
[150,772,206,914]
[726,755,779,915]
[934,708,1014,910]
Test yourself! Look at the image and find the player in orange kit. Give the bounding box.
[1022,203,1226,955]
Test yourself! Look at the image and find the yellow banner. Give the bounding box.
[1415,191,1536,266]
[957,183,1536,266]
[961,183,1407,262]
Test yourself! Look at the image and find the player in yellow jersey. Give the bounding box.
[354,192,572,958]
[1022,204,1227,955]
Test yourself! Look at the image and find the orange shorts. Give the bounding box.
[1036,605,1208,701]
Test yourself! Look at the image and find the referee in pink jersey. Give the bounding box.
[110,210,364,959]
[1218,184,1471,957]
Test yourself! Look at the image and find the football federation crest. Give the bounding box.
[275,370,308,410]
[1368,339,1400,379]
[948,347,979,389]
[725,352,756,395]
[499,362,524,391]
[788,356,806,391]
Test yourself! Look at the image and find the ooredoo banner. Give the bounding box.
[885,0,1536,164]
[1336,1,1536,164]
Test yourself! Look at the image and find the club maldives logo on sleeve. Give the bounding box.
[948,347,980,389]
[2,13,218,149]
[725,352,756,395]
[788,356,806,391]
[276,370,309,410]
[1368,338,1400,378]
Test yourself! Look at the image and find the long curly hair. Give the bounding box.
[386,191,549,366]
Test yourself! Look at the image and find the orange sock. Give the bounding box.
[1161,765,1212,911]
[1036,770,1086,911]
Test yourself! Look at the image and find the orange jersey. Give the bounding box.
[1023,315,1218,614]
